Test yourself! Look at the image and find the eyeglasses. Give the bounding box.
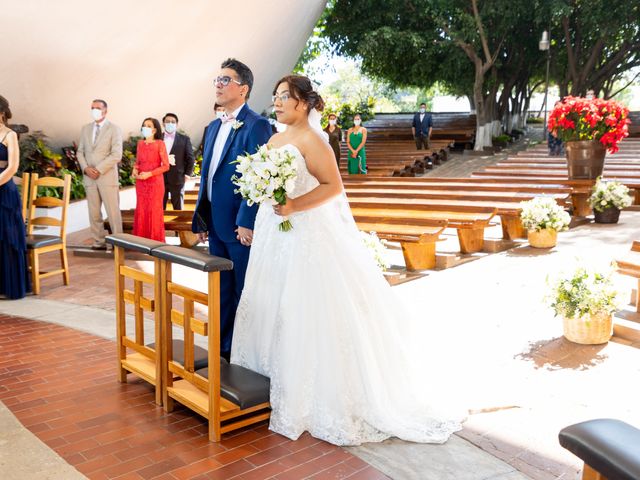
[271,93,291,103]
[214,75,242,87]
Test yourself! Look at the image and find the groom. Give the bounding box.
[192,58,272,360]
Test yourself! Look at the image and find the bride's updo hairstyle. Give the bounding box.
[273,75,325,113]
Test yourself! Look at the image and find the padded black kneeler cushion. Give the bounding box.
[559,418,640,480]
[147,339,218,371]
[106,233,166,254]
[26,235,62,249]
[196,364,270,410]
[151,245,233,272]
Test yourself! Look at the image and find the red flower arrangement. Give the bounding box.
[548,96,630,153]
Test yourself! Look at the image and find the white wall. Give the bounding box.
[1,0,326,146]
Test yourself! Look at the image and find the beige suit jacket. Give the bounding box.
[76,120,123,186]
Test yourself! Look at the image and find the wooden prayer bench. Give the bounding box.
[348,203,497,254]
[614,240,640,312]
[116,209,199,247]
[559,418,640,480]
[151,245,271,442]
[106,233,209,405]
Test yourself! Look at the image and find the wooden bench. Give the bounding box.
[348,203,497,253]
[615,240,640,312]
[116,209,199,247]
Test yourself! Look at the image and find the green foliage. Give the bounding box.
[119,136,140,187]
[547,266,619,319]
[324,98,375,129]
[18,132,63,177]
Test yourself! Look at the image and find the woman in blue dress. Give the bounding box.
[0,95,30,299]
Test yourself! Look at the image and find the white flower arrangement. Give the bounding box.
[547,266,620,319]
[589,177,633,212]
[231,120,244,130]
[520,197,571,232]
[360,232,389,271]
[232,145,297,232]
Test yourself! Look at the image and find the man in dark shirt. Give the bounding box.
[412,102,433,150]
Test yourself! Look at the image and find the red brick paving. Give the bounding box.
[0,315,388,479]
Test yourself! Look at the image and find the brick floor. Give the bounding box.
[0,315,388,479]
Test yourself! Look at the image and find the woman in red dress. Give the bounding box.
[133,117,170,241]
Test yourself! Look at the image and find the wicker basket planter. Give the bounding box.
[528,228,557,248]
[593,206,621,224]
[563,312,613,344]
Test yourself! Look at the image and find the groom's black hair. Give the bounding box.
[221,58,254,99]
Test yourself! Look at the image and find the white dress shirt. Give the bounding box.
[419,113,425,124]
[207,103,244,201]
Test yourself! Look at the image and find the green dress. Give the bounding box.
[347,130,367,174]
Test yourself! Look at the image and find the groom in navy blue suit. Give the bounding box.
[192,58,272,359]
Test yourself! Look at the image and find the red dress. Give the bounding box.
[133,140,170,241]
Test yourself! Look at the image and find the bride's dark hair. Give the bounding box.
[273,75,325,112]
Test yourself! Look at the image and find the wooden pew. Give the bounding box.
[615,240,640,312]
[116,210,199,247]
[348,203,497,253]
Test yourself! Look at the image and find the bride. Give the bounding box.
[230,75,465,446]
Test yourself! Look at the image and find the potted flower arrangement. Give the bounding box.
[547,96,630,179]
[547,266,619,344]
[520,196,571,248]
[589,177,633,224]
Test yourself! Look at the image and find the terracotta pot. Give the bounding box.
[593,206,621,224]
[565,140,606,179]
[528,228,557,248]
[563,312,613,344]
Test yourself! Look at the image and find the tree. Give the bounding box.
[324,0,551,149]
[554,0,640,98]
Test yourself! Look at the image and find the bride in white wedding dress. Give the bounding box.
[231,75,465,446]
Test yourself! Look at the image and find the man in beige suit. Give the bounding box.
[76,99,123,249]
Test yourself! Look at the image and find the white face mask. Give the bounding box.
[91,108,103,121]
[420,108,426,113]
[216,111,227,120]
[164,122,177,134]
[141,127,153,138]
[329,119,337,126]
[353,119,361,126]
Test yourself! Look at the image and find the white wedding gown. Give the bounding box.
[231,144,465,446]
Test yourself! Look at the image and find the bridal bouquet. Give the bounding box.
[232,145,298,232]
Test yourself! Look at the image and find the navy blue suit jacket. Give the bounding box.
[412,112,433,136]
[192,104,272,243]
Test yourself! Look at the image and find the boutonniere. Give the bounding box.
[232,120,244,130]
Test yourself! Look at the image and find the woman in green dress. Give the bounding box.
[346,114,367,174]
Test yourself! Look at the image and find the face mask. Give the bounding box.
[353,120,361,126]
[420,108,426,113]
[216,111,227,120]
[164,122,177,134]
[91,108,103,121]
[329,119,337,126]
[141,127,153,138]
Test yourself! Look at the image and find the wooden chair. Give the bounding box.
[25,173,71,294]
[12,172,30,223]
[153,245,271,442]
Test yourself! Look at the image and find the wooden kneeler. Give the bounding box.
[106,234,210,406]
[106,234,167,405]
[152,245,271,442]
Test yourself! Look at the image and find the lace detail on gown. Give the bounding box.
[231,144,465,446]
